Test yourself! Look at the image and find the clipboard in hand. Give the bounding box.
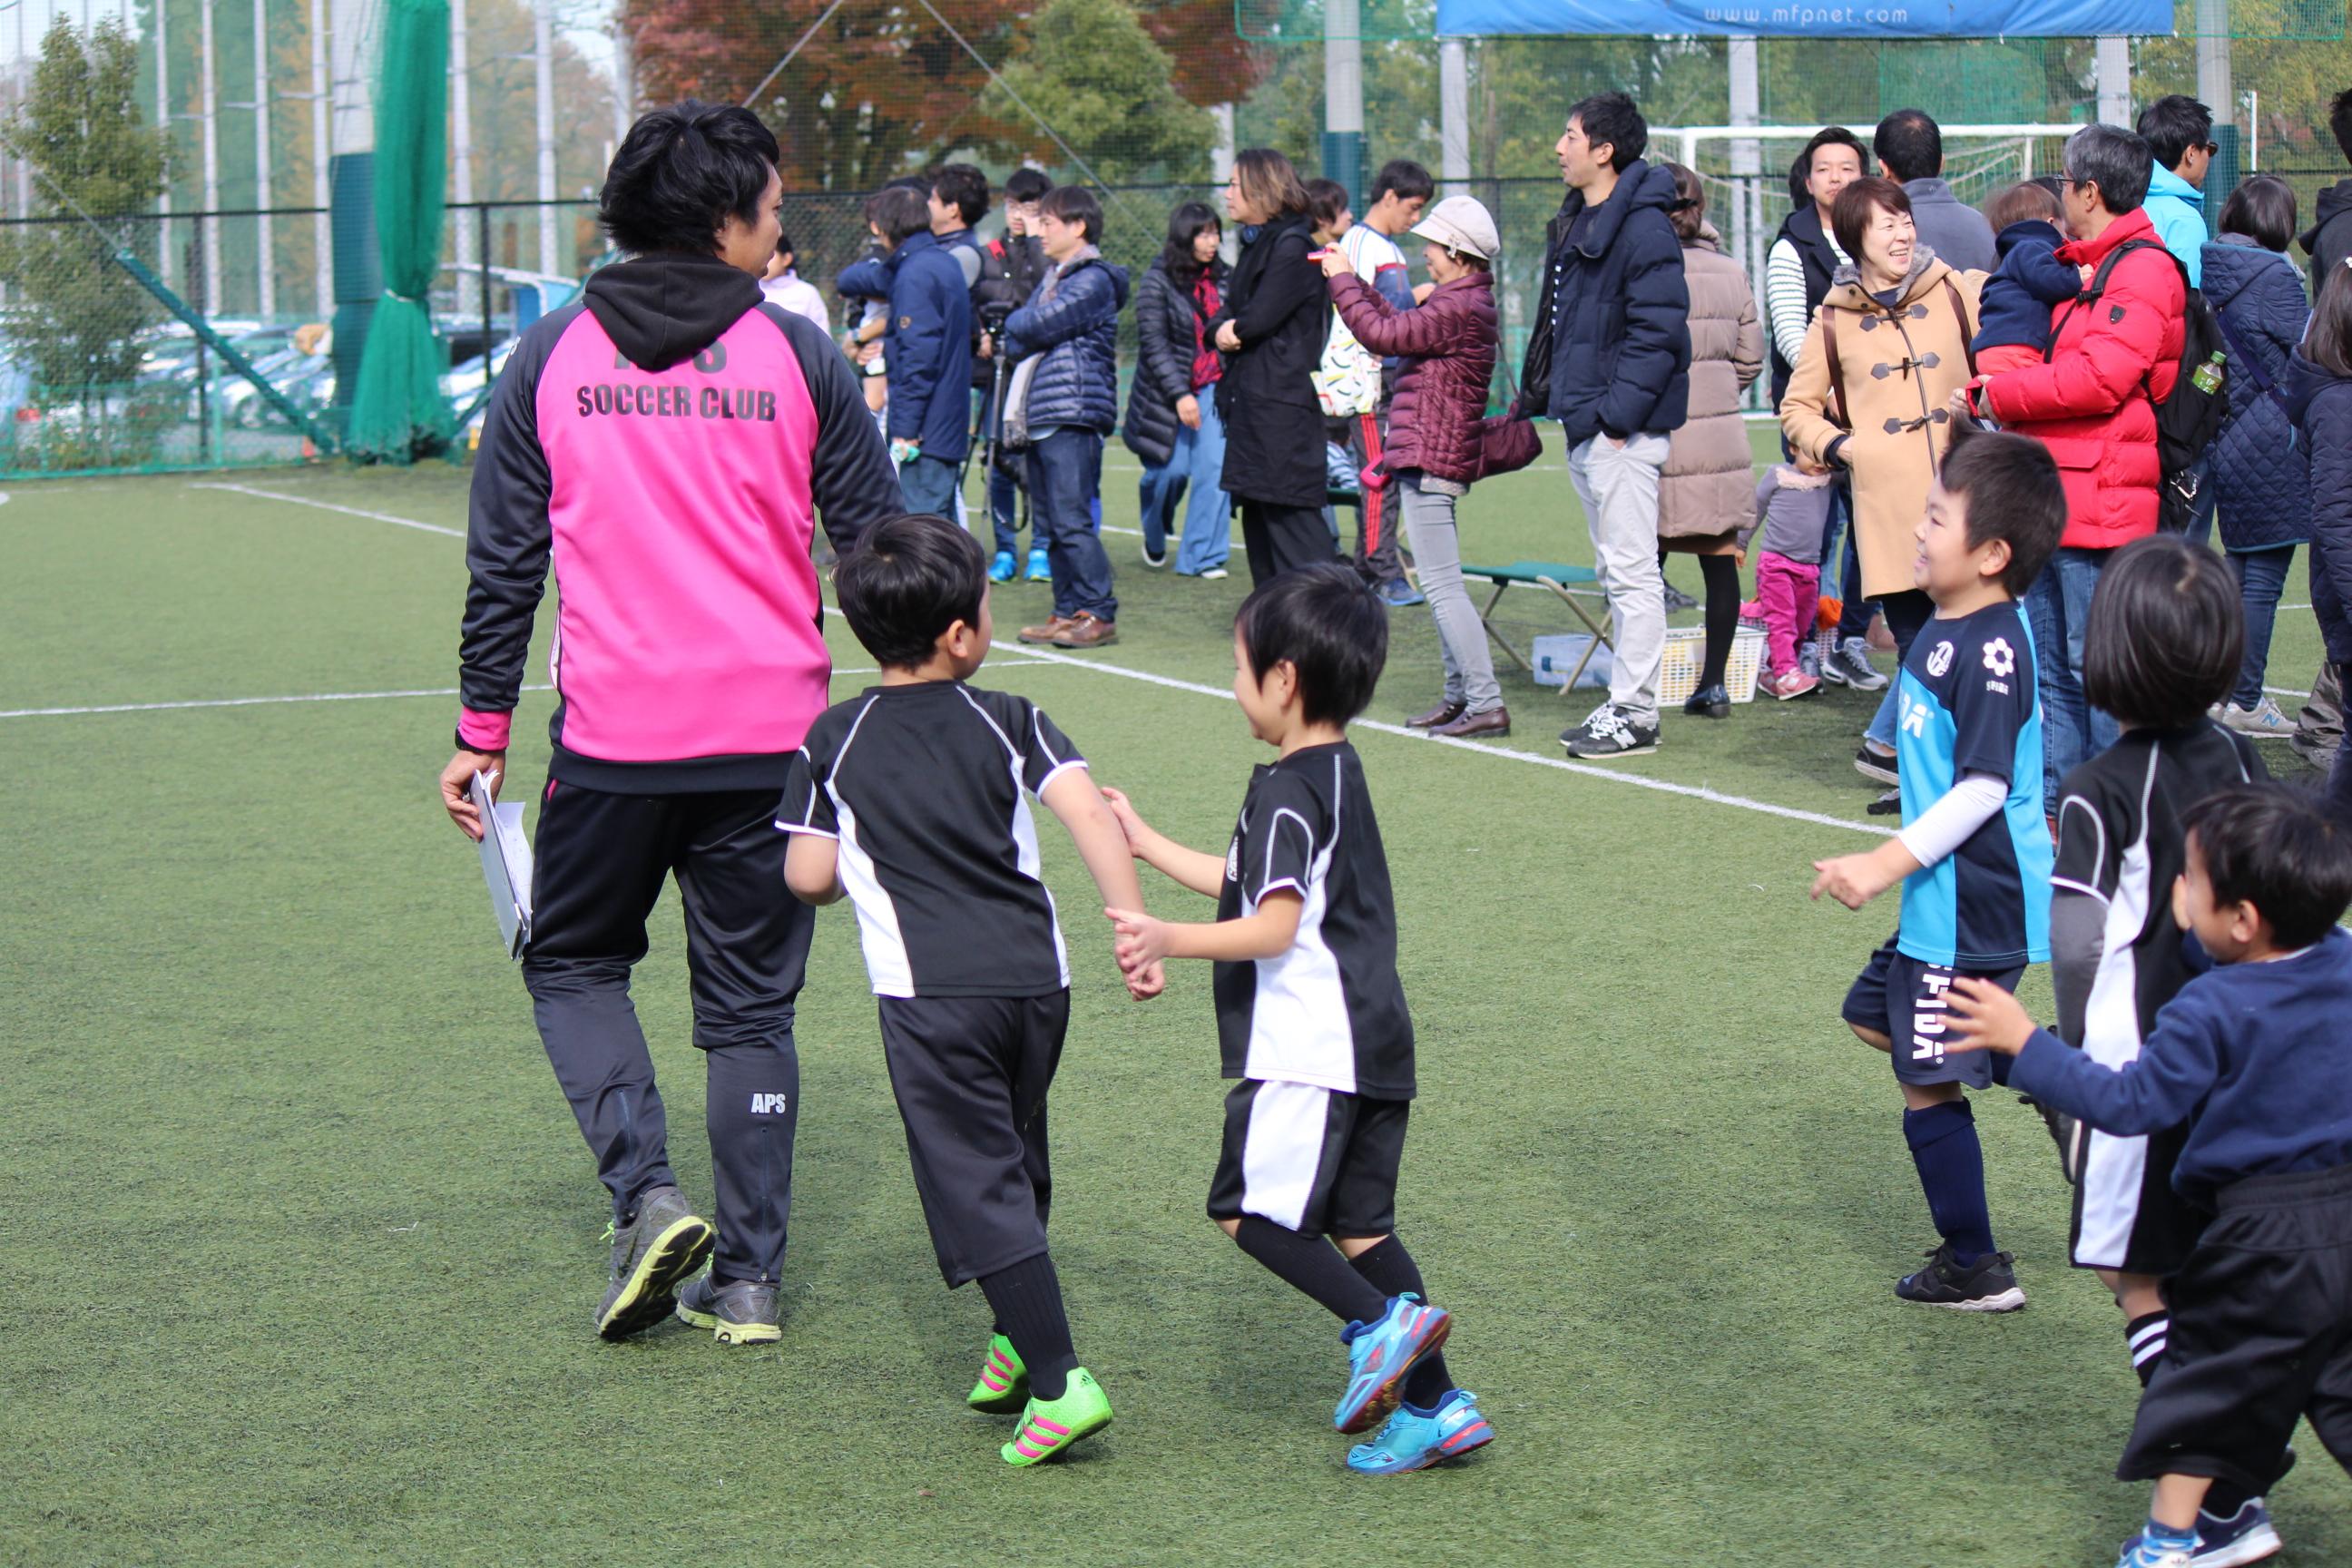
[471,770,534,958]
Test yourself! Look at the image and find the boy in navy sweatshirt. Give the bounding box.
[1944,782,2352,1568]
[1972,181,2089,377]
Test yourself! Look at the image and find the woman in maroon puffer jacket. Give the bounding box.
[1323,196,1505,737]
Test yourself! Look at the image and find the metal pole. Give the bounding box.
[610,17,630,153]
[450,0,473,319]
[309,0,328,317]
[2094,35,2131,127]
[1438,37,1468,200]
[157,0,174,286]
[1728,34,1761,369]
[200,0,221,313]
[533,0,556,276]
[328,0,375,415]
[1320,0,1362,200]
[2197,0,2236,220]
[477,198,490,359]
[252,0,274,318]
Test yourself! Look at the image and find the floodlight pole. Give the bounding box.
[200,0,222,312]
[1320,0,1363,202]
[309,0,329,317]
[2197,0,2236,217]
[252,0,275,319]
[156,0,173,287]
[2094,35,2130,127]
[533,0,556,277]
[1438,37,1468,200]
[450,0,474,318]
[1728,35,1761,350]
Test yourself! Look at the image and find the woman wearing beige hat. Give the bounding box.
[1322,196,1508,738]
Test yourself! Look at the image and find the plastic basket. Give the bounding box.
[1658,625,1764,705]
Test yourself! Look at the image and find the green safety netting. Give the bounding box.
[348,0,456,462]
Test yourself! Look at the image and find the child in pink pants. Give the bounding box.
[1741,464,1837,701]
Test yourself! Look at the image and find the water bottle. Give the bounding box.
[2191,351,2226,397]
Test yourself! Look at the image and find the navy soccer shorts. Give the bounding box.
[1842,932,2023,1090]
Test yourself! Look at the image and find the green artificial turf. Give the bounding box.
[1,441,2339,1566]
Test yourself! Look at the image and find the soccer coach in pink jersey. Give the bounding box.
[437,103,899,1345]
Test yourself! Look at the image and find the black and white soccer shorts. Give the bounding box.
[1207,1077,1406,1238]
[1842,932,2022,1090]
[2066,1093,2203,1278]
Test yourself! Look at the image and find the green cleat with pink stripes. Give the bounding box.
[966,1333,1029,1414]
[1000,1368,1113,1466]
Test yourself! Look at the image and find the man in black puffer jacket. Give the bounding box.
[1515,92,1690,760]
[999,185,1131,650]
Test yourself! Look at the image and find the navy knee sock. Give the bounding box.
[1233,1216,1391,1325]
[1903,1100,1996,1266]
[1348,1235,1455,1409]
[978,1253,1077,1402]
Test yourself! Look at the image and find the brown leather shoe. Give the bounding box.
[1430,705,1510,739]
[1052,612,1118,649]
[1407,700,1466,729]
[1018,614,1077,645]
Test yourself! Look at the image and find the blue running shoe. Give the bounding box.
[1025,547,1052,583]
[1377,576,1425,608]
[989,550,1017,583]
[1334,1293,1452,1435]
[1345,1389,1495,1475]
[2116,1524,2199,1568]
[2191,1497,2281,1566]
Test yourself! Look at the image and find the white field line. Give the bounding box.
[988,640,1882,837]
[190,481,467,539]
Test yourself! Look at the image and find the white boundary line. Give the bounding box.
[190,481,468,539]
[988,640,1881,838]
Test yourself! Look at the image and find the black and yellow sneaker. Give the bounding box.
[593,1185,714,1341]
[1895,1242,2025,1312]
[674,1273,782,1346]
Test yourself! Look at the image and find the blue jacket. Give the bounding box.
[2286,348,2352,666]
[836,230,973,458]
[1516,159,1690,443]
[1973,220,2080,356]
[2010,929,2352,1204]
[1004,252,1130,437]
[2203,236,2312,551]
[2143,162,2209,287]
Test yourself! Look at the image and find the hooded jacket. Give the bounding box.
[2142,162,2210,287]
[1779,248,1985,598]
[1516,159,1690,445]
[2203,235,2312,551]
[1003,249,1130,436]
[2285,348,2352,666]
[1896,177,1997,273]
[1661,224,1764,542]
[1326,267,1496,485]
[2301,180,2352,294]
[1976,207,2185,550]
[835,230,973,458]
[1975,219,2082,356]
[457,252,900,790]
[1123,254,1224,468]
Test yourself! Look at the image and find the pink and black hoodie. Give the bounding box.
[457,252,900,792]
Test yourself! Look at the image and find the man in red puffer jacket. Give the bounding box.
[1964,123,2186,800]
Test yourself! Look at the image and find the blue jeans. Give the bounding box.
[2230,544,2297,709]
[898,453,960,517]
[1139,395,1231,573]
[1862,590,1934,751]
[2024,547,2122,801]
[1024,426,1116,621]
[1829,485,1873,642]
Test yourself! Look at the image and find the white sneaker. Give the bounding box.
[1141,542,1169,569]
[1198,566,1228,581]
[2221,695,2293,739]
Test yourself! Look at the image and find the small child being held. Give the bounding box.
[776,513,1161,1469]
[1945,783,2352,1568]
[1742,462,1837,700]
[1972,180,2090,376]
[1811,422,2068,1312]
[1101,565,1494,1475]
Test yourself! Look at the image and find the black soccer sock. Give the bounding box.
[2126,1309,2171,1389]
[1902,1100,1997,1266]
[1698,554,1740,690]
[978,1253,1077,1403]
[1348,1235,1455,1409]
[1233,1216,1391,1325]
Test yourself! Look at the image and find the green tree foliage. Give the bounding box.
[985,0,1217,183]
[0,18,172,412]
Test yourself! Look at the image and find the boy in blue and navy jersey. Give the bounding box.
[1813,423,2068,1311]
[1945,784,2352,1568]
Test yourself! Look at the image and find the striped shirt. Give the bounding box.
[1766,231,1851,372]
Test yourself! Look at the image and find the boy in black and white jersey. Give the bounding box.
[775,514,1161,1469]
[1104,564,1494,1475]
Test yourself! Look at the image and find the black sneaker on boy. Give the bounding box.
[1895,1242,2024,1312]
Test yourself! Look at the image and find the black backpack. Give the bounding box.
[2045,238,2227,533]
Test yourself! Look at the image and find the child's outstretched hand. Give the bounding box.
[1107,906,1172,971]
[1944,975,2036,1056]
[1122,957,1166,1001]
[1811,851,1893,910]
[1098,787,1150,856]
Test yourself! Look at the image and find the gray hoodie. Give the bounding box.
[1901,177,1997,274]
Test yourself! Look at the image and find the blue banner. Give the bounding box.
[1434,0,2172,37]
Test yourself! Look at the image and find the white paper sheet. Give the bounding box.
[470,771,534,958]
